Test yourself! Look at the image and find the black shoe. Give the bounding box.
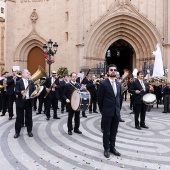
[36,112,41,115]
[119,118,125,122]
[68,131,72,135]
[104,149,110,158]
[53,116,60,119]
[82,115,87,118]
[46,117,50,120]
[130,107,132,110]
[162,111,167,113]
[57,107,60,109]
[9,117,12,120]
[135,126,141,130]
[28,132,33,137]
[93,111,98,113]
[130,112,134,114]
[14,133,20,138]
[74,129,82,134]
[140,125,149,129]
[89,111,92,113]
[110,148,121,156]
[61,111,64,114]
[1,114,5,117]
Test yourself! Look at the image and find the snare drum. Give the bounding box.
[142,93,157,106]
[71,89,91,111]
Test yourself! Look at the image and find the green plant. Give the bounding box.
[57,67,68,77]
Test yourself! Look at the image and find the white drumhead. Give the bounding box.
[71,89,81,111]
[143,93,156,103]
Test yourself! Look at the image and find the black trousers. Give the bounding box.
[67,108,80,132]
[1,92,8,114]
[38,95,45,113]
[102,116,119,150]
[0,92,2,112]
[15,100,33,134]
[45,91,58,118]
[134,103,147,127]
[163,95,170,112]
[89,95,97,112]
[7,94,15,117]
[61,98,67,111]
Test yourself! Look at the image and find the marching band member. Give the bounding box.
[98,64,121,158]
[63,72,83,135]
[0,71,9,117]
[129,71,153,130]
[44,71,60,120]
[14,69,35,138]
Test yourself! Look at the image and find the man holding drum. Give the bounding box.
[63,72,83,135]
[129,71,153,130]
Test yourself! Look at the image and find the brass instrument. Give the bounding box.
[22,66,47,99]
[120,69,133,94]
[16,71,22,78]
[0,79,7,90]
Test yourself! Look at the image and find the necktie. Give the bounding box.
[112,81,117,96]
[140,80,145,91]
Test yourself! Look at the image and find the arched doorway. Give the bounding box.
[106,39,134,75]
[27,47,45,75]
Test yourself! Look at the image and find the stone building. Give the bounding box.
[3,0,170,78]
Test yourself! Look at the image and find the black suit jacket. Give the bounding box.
[44,77,61,98]
[86,80,97,98]
[129,79,149,104]
[97,78,121,117]
[6,76,20,95]
[15,79,35,108]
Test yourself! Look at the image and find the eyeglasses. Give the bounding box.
[109,69,117,72]
[52,73,56,74]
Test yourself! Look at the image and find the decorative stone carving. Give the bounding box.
[30,9,38,23]
[117,0,129,9]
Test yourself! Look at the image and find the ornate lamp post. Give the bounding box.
[43,39,58,77]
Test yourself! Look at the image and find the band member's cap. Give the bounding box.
[52,71,57,74]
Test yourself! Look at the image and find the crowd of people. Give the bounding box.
[0,64,169,158]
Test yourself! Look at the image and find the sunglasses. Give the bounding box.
[52,73,56,74]
[109,69,117,72]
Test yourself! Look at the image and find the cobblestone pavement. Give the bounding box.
[0,101,170,170]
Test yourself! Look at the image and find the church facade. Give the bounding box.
[2,0,170,78]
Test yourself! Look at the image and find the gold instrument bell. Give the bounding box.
[22,66,47,99]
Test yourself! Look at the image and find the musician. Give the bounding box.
[6,69,20,120]
[162,83,170,113]
[129,71,153,130]
[86,74,98,113]
[98,64,121,158]
[14,69,36,138]
[44,71,60,120]
[153,85,162,108]
[76,70,88,118]
[63,72,83,135]
[0,72,9,117]
[115,71,125,122]
[60,75,69,113]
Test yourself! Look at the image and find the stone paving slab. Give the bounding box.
[0,101,170,170]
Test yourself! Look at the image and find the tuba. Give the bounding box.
[22,66,47,99]
[120,69,133,94]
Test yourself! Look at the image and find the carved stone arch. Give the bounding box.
[83,1,162,69]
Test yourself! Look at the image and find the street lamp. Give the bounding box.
[43,39,58,77]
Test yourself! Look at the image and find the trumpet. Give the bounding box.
[93,78,101,85]
[16,71,22,78]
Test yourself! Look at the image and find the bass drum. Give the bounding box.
[71,89,91,111]
[142,93,157,106]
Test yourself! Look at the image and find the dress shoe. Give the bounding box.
[46,117,50,120]
[74,129,82,134]
[36,112,41,115]
[140,125,149,129]
[9,117,12,120]
[68,131,72,135]
[61,111,64,114]
[28,132,33,137]
[110,148,121,156]
[130,112,134,114]
[82,115,87,118]
[104,149,110,158]
[135,126,141,130]
[130,107,132,110]
[93,111,98,113]
[14,133,20,138]
[53,116,60,119]
[119,118,125,122]
[1,114,5,117]
[162,111,167,113]
[89,111,92,113]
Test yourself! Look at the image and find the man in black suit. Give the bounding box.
[60,75,69,113]
[6,69,20,120]
[14,69,36,138]
[98,64,121,158]
[0,72,9,117]
[44,71,60,120]
[162,83,170,113]
[63,72,83,135]
[76,70,88,118]
[129,71,153,130]
[86,74,98,113]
